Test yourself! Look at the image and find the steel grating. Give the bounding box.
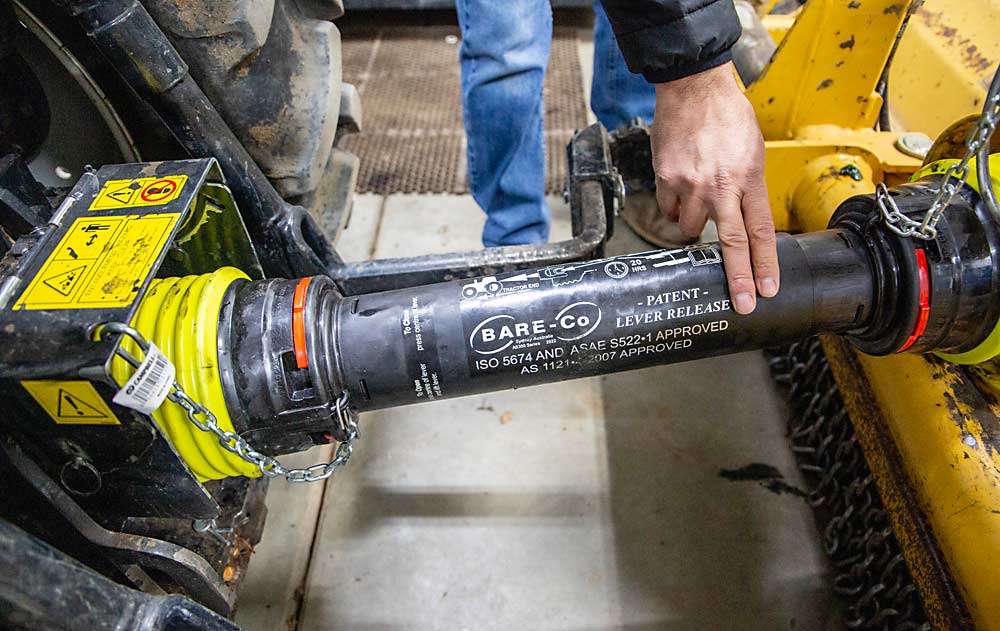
[341,25,589,194]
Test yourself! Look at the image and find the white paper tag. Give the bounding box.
[113,342,175,415]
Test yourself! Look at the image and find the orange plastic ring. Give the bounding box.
[292,277,312,369]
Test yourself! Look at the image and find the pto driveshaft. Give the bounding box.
[119,178,1000,479]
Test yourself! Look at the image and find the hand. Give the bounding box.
[651,63,778,315]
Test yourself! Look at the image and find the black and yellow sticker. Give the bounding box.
[89,175,187,211]
[14,213,180,310]
[21,380,120,425]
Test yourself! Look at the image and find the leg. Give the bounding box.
[593,0,684,247]
[457,0,552,247]
[590,0,656,131]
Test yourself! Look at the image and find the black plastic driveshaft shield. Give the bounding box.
[219,180,1000,451]
[330,179,1000,414]
[333,230,875,411]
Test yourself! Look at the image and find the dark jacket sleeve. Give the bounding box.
[600,0,742,84]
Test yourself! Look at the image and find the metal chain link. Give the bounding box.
[768,339,933,631]
[99,322,358,483]
[879,65,1000,240]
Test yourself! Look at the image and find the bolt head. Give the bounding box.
[896,133,934,159]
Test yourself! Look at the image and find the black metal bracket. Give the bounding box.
[327,123,621,294]
[0,517,239,631]
[0,153,51,239]
[1,438,235,615]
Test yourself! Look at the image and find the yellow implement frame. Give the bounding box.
[750,0,922,232]
[890,1,1000,138]
[751,1,1000,628]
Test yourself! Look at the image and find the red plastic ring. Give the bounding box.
[897,248,930,353]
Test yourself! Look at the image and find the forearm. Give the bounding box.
[652,61,740,105]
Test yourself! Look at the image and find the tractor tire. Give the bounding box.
[139,0,358,240]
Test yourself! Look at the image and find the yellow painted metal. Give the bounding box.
[820,337,971,630]
[911,154,1000,191]
[764,130,920,232]
[747,0,912,139]
[925,114,1000,166]
[110,267,258,481]
[889,0,1000,138]
[750,0,922,231]
[911,154,1000,592]
[776,147,1000,624]
[788,152,873,232]
[851,353,1000,629]
[751,0,1000,626]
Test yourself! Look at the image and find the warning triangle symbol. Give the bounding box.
[56,389,109,419]
[42,265,87,297]
[107,185,136,205]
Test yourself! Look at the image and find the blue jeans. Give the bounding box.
[590,0,657,131]
[458,0,655,246]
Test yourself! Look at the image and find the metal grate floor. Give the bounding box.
[340,25,589,195]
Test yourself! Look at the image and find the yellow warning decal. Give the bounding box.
[89,175,188,210]
[14,213,180,310]
[21,380,120,425]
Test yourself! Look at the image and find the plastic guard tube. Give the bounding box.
[126,178,997,473]
[333,231,876,412]
[111,267,259,481]
[139,178,1000,473]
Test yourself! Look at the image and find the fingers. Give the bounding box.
[646,73,778,316]
[676,191,708,239]
[665,201,680,222]
[656,176,708,236]
[742,175,779,298]
[656,184,680,222]
[712,192,758,315]
[657,168,775,315]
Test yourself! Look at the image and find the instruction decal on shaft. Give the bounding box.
[14,213,181,310]
[89,176,187,210]
[21,380,121,425]
[401,295,445,402]
[459,244,733,381]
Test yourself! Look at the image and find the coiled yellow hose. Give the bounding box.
[111,267,259,481]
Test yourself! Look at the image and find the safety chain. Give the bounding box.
[99,322,359,483]
[879,65,1000,240]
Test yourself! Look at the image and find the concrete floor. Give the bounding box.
[234,18,839,631]
[233,194,839,631]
